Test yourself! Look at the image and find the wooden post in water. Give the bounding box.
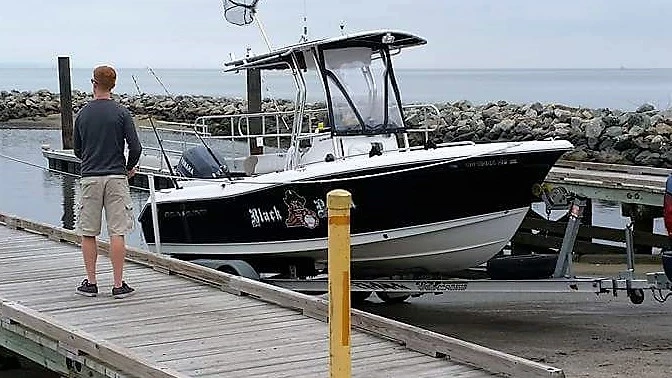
[60,176,76,230]
[57,56,74,150]
[247,68,263,155]
[327,189,352,378]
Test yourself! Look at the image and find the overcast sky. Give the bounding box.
[0,0,669,69]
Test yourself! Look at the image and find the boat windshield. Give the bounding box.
[322,47,404,136]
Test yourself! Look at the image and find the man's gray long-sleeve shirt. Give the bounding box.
[73,99,142,177]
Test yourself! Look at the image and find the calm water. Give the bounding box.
[1,67,672,110]
[0,129,150,247]
[0,128,665,250]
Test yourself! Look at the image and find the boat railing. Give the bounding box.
[193,108,326,149]
[138,124,204,152]
[402,103,443,144]
[137,123,212,172]
[138,103,444,170]
[190,103,442,147]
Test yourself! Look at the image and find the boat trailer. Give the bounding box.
[192,190,672,305]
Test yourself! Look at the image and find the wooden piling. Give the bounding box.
[246,68,263,155]
[57,56,74,150]
[60,176,76,230]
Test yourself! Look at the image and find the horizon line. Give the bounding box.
[1,64,672,71]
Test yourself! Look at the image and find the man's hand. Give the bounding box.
[127,167,137,178]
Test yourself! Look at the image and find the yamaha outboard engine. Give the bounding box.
[177,145,229,179]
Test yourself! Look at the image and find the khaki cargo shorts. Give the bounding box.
[77,175,134,237]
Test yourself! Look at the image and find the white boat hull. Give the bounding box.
[148,206,529,276]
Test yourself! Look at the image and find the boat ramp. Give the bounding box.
[0,212,564,378]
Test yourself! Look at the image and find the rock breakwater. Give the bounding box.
[2,90,672,168]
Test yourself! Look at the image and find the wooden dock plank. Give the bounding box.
[151,330,386,364]
[83,302,275,335]
[23,287,217,314]
[111,314,315,347]
[555,159,671,177]
[185,341,409,377]
[54,295,242,324]
[0,214,565,378]
[128,318,322,355]
[240,340,414,378]
[352,354,459,375]
[0,269,180,301]
[366,358,472,375]
[549,166,666,188]
[0,243,76,255]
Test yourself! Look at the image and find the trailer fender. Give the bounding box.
[191,259,261,280]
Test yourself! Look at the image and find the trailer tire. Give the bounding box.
[628,288,645,305]
[191,259,261,280]
[376,292,410,304]
[486,254,558,280]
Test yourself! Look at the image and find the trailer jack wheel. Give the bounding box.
[628,289,645,304]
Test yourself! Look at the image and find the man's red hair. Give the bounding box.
[93,65,116,91]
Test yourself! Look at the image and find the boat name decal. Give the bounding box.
[350,281,469,292]
[464,158,518,168]
[249,206,283,228]
[284,190,320,229]
[163,209,207,219]
[351,281,412,291]
[313,199,327,219]
[415,281,468,291]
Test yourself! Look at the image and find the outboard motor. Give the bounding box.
[177,145,229,179]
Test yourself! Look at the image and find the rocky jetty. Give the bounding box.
[409,100,672,168]
[2,90,672,168]
[0,89,254,124]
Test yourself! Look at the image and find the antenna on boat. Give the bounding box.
[221,1,290,130]
[299,0,308,42]
[222,0,272,52]
[130,75,181,190]
[146,67,232,181]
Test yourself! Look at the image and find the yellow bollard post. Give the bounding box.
[327,189,352,378]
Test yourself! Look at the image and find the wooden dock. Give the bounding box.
[0,213,564,378]
[41,146,175,191]
[547,160,669,207]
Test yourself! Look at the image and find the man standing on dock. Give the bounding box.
[73,65,142,299]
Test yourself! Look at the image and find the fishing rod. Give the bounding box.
[147,67,232,180]
[130,75,182,190]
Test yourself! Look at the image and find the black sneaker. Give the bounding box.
[112,281,135,299]
[76,279,98,297]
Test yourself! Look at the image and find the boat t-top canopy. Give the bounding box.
[224,29,427,145]
[224,30,426,72]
